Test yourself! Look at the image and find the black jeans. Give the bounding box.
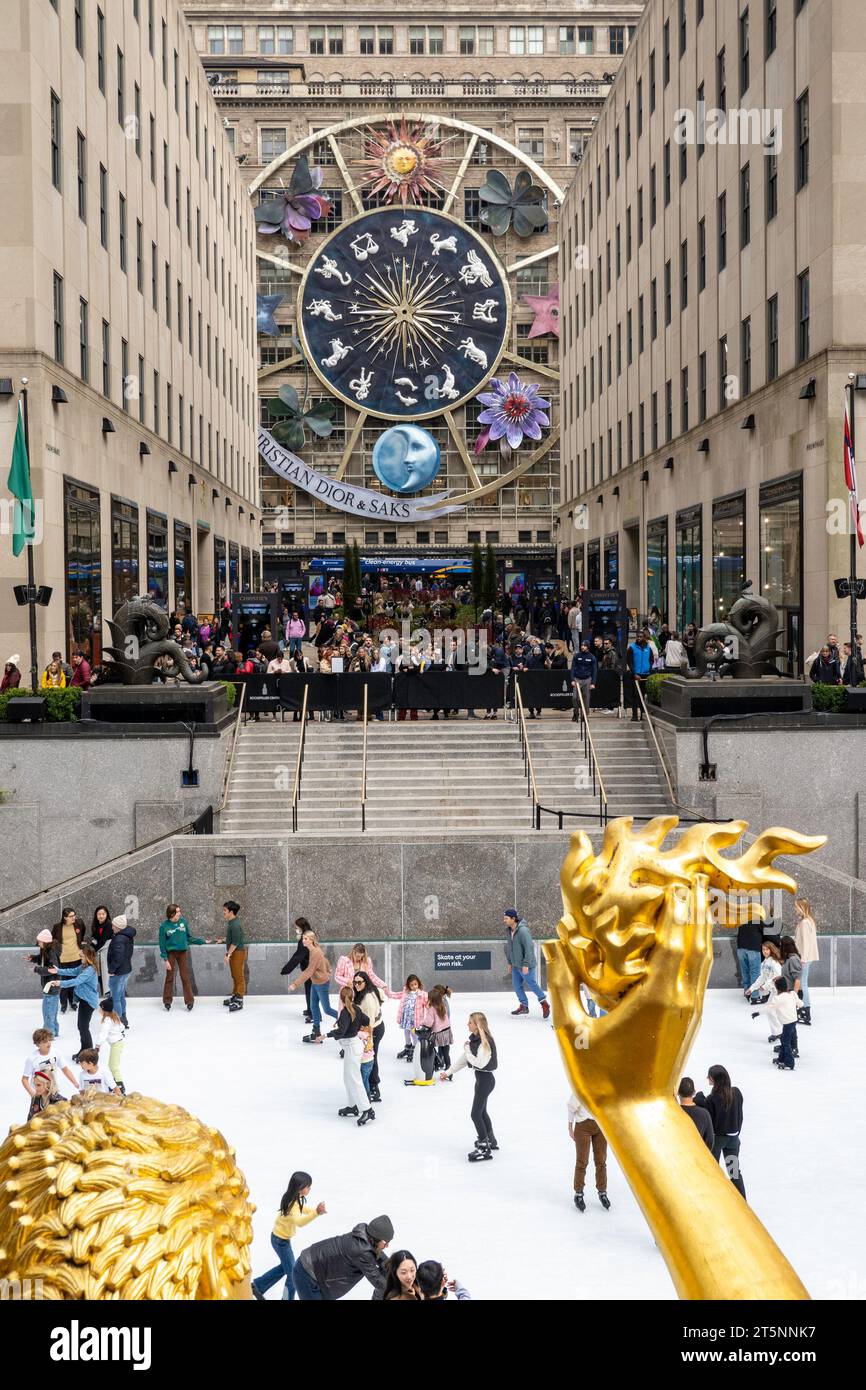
[470,1071,496,1142]
[369,1021,385,1089]
[712,1134,746,1200]
[304,979,312,1013]
[76,1001,94,1052]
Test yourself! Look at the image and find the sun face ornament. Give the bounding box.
[358,120,448,206]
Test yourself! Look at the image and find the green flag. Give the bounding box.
[7,397,35,556]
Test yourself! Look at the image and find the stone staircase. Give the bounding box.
[524,712,674,824]
[220,715,535,835]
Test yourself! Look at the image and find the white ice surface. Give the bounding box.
[1,989,862,1301]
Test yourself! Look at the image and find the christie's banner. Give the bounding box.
[258,428,462,522]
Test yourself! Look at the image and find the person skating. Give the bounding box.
[21,1028,77,1103]
[106,914,136,1027]
[415,1261,472,1300]
[753,977,800,1068]
[404,991,438,1087]
[26,929,62,1037]
[735,912,765,1004]
[393,973,428,1064]
[327,986,369,1118]
[440,1012,498,1161]
[794,898,818,1026]
[567,1091,611,1211]
[280,917,314,1022]
[90,905,114,992]
[222,901,247,1012]
[292,1215,393,1300]
[677,1077,715,1149]
[251,1171,327,1302]
[334,941,394,1003]
[159,903,206,1011]
[76,1047,121,1095]
[428,984,454,1072]
[96,995,126,1093]
[55,945,100,1060]
[504,909,550,1018]
[382,1251,421,1301]
[352,969,387,1102]
[288,930,338,1040]
[51,907,83,1016]
[694,1065,747,1199]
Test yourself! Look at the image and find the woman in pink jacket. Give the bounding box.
[333,943,396,1004]
[285,610,306,659]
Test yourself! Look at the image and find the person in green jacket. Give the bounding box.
[504,909,550,1019]
[159,903,206,1012]
[223,901,247,1013]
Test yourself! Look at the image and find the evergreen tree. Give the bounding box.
[482,542,498,610]
[351,538,362,604]
[341,541,357,615]
[470,541,484,620]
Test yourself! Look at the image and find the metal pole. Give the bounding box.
[20,388,39,692]
[848,383,860,683]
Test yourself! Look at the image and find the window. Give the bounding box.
[663,19,671,85]
[713,495,746,622]
[527,25,544,54]
[560,25,575,55]
[429,26,444,55]
[680,240,688,309]
[578,26,594,55]
[161,19,167,85]
[151,242,157,310]
[76,131,86,221]
[665,379,673,441]
[135,220,143,292]
[116,47,125,126]
[637,79,643,137]
[609,26,624,55]
[99,318,110,398]
[718,335,729,409]
[650,50,656,111]
[740,163,751,248]
[79,298,88,381]
[509,26,525,56]
[650,165,657,225]
[717,46,726,110]
[679,0,687,56]
[97,8,105,91]
[359,26,374,56]
[647,518,668,621]
[698,218,706,290]
[153,370,160,434]
[625,104,631,159]
[676,507,703,630]
[797,91,810,190]
[409,26,425,55]
[149,114,155,183]
[50,91,61,190]
[133,83,141,157]
[118,194,127,271]
[664,140,671,205]
[718,192,727,270]
[766,0,777,55]
[741,317,752,396]
[121,339,129,414]
[111,499,140,610]
[309,26,324,55]
[518,127,544,160]
[459,26,475,56]
[64,480,102,663]
[651,278,658,339]
[99,164,108,248]
[798,270,810,361]
[261,128,287,161]
[278,25,293,54]
[74,0,84,54]
[378,26,394,55]
[766,142,778,221]
[53,272,64,363]
[699,351,708,421]
[208,26,224,55]
[739,7,750,95]
[697,82,705,159]
[767,294,779,380]
[680,137,687,185]
[665,261,672,324]
[327,25,343,54]
[681,367,689,433]
[638,187,644,245]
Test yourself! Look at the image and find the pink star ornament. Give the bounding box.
[521,284,560,339]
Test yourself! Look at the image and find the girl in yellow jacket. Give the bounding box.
[41,660,66,688]
[252,1170,327,1302]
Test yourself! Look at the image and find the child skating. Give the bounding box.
[76,1048,121,1094]
[393,974,428,1065]
[21,1029,77,1105]
[97,995,126,1094]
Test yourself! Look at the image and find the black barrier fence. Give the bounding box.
[232,668,624,713]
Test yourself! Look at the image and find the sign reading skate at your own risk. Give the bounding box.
[298,207,511,420]
[434,952,492,971]
[258,427,462,520]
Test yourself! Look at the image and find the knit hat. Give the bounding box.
[36,929,53,944]
[366,1215,394,1244]
[7,654,20,666]
[112,914,128,929]
[504,909,519,922]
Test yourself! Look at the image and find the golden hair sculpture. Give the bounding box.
[0,1091,255,1299]
[543,815,826,1302]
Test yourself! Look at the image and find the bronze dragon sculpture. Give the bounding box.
[688,591,784,678]
[104,596,206,686]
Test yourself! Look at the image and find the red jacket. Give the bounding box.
[70,659,92,688]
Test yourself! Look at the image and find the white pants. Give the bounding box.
[342,1037,368,1110]
[96,943,111,993]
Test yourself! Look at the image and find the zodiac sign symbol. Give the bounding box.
[350,231,379,262]
[315,255,352,286]
[349,367,374,401]
[472,299,499,324]
[429,232,458,256]
[390,219,418,248]
[393,376,419,406]
[458,337,489,369]
[307,298,342,322]
[424,363,460,402]
[322,338,351,367]
[458,249,493,288]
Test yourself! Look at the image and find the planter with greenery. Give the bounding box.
[645,674,670,706]
[0,687,82,722]
[810,682,848,713]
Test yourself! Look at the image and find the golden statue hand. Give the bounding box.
[544,875,714,1110]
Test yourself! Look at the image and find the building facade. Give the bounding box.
[183,1,644,595]
[0,0,261,671]
[558,0,866,669]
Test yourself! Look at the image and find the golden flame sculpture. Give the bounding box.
[0,1092,255,1299]
[543,816,825,1301]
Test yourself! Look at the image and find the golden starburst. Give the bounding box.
[347,250,462,376]
[358,120,448,206]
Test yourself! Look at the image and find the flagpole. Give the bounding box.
[19,388,38,693]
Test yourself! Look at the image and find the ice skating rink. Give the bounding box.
[2,988,862,1301]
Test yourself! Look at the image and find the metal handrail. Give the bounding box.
[361,683,369,831]
[217,680,247,814]
[291,684,309,833]
[574,680,609,824]
[514,682,541,827]
[634,679,678,806]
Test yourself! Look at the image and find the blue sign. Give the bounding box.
[434,951,492,971]
[372,425,441,494]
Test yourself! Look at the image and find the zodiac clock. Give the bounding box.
[298,207,511,421]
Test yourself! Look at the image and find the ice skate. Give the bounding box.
[228,998,243,1012]
[469,1142,492,1162]
[599,1192,611,1210]
[511,1004,528,1016]
[357,1108,376,1126]
[338,1105,359,1118]
[574,1191,586,1212]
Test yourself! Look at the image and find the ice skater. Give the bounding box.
[251,1171,327,1302]
[794,898,818,1026]
[334,942,393,1002]
[90,905,114,992]
[747,940,781,1004]
[106,913,135,1027]
[222,901,247,1013]
[503,909,550,1018]
[353,970,386,1103]
[97,994,126,1094]
[404,992,438,1087]
[753,977,799,1068]
[159,903,207,1011]
[677,1077,714,1149]
[280,917,314,1023]
[440,1013,499,1162]
[292,1215,392,1300]
[76,1048,121,1094]
[55,945,100,1061]
[393,974,428,1064]
[288,929,338,1040]
[26,929,61,1037]
[567,1092,611,1211]
[328,985,368,1118]
[694,1065,747,1199]
[428,984,453,1071]
[21,1029,77,1106]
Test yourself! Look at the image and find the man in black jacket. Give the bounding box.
[293,1216,393,1300]
[570,641,597,722]
[107,914,136,1027]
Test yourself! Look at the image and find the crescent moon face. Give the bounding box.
[371,425,441,493]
